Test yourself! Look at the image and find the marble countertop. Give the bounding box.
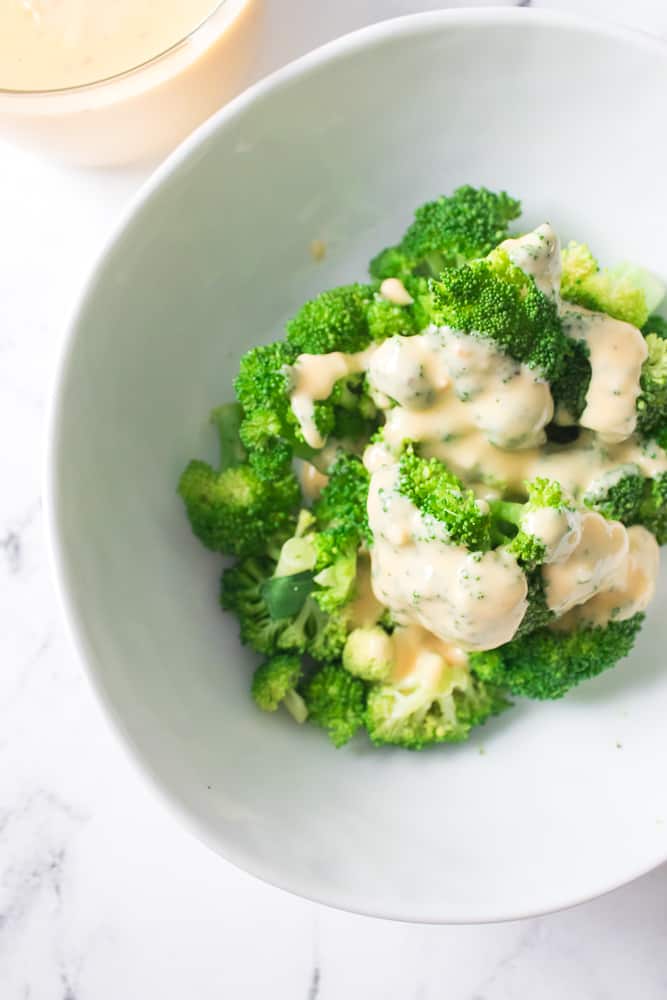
[3,1,667,996]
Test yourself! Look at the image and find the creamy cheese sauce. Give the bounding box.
[425,431,667,501]
[0,0,218,91]
[521,505,582,564]
[556,525,659,627]
[379,277,414,305]
[366,462,528,650]
[500,223,562,300]
[543,511,629,615]
[561,305,647,442]
[289,348,372,449]
[348,556,385,629]
[297,461,329,502]
[288,223,663,649]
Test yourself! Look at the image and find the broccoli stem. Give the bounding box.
[210,403,246,470]
[284,689,309,723]
[488,499,522,544]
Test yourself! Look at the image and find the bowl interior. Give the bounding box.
[50,10,667,922]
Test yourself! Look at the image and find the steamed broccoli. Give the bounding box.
[234,340,307,478]
[343,626,394,682]
[584,470,645,524]
[470,615,645,699]
[431,248,569,382]
[561,242,663,328]
[514,570,553,639]
[366,295,420,340]
[303,663,366,746]
[178,460,299,556]
[251,654,308,722]
[638,472,667,544]
[489,477,572,569]
[397,447,491,550]
[221,555,286,654]
[286,284,375,355]
[365,661,509,749]
[313,452,371,548]
[369,185,521,281]
[221,526,352,659]
[549,338,592,424]
[636,333,667,438]
[181,188,664,753]
[643,314,667,339]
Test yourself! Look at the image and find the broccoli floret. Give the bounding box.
[366,296,419,340]
[251,654,308,723]
[233,340,309,478]
[431,248,568,382]
[221,522,352,659]
[178,460,299,556]
[313,452,371,546]
[397,447,491,550]
[584,470,645,524]
[514,570,553,639]
[221,555,286,654]
[550,338,592,424]
[313,548,358,612]
[638,472,667,544]
[643,314,667,339]
[470,615,645,699]
[583,465,667,540]
[286,284,375,355]
[343,626,394,682]
[369,185,521,281]
[303,663,366,747]
[210,402,246,469]
[489,477,572,569]
[560,242,665,328]
[365,660,509,750]
[636,333,667,437]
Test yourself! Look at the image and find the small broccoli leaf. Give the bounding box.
[261,571,315,620]
[210,403,246,471]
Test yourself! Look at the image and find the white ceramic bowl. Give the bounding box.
[47,9,667,923]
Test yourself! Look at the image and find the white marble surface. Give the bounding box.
[3,1,667,996]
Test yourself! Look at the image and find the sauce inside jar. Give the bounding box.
[1,0,221,91]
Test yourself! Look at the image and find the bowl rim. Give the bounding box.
[44,6,667,924]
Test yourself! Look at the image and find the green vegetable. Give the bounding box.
[261,571,315,619]
[561,242,664,328]
[365,664,509,750]
[397,446,491,551]
[343,626,394,682]
[251,654,308,723]
[470,615,645,699]
[430,248,568,382]
[303,663,366,747]
[369,185,521,281]
[489,477,571,570]
[178,460,299,557]
[637,334,667,438]
[286,284,375,355]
